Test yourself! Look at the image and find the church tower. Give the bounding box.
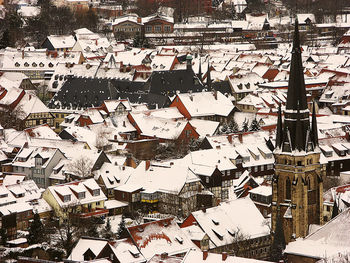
[272,19,324,244]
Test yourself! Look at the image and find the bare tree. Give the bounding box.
[231,228,252,257]
[47,203,100,257]
[0,105,26,130]
[67,156,94,179]
[95,129,110,150]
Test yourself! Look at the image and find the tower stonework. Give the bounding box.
[271,19,325,244]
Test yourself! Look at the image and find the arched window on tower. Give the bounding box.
[286,177,291,200]
[307,177,311,191]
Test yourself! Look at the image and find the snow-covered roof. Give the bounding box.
[285,208,350,259]
[249,185,272,196]
[176,91,235,117]
[183,249,273,262]
[123,162,200,195]
[46,35,76,49]
[68,237,108,261]
[129,112,192,140]
[128,217,195,260]
[190,197,270,248]
[46,178,107,208]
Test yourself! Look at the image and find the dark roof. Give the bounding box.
[49,69,204,110]
[147,69,204,97]
[212,80,232,96]
[48,77,146,109]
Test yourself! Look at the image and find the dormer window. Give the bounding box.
[212,229,223,240]
[35,157,42,166]
[15,62,20,67]
[92,189,100,196]
[32,62,37,67]
[24,62,29,67]
[48,63,54,67]
[175,236,183,244]
[212,219,219,225]
[39,62,44,67]
[78,192,86,199]
[63,194,71,202]
[129,250,140,258]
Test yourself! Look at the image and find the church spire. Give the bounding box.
[198,56,202,80]
[311,101,319,147]
[279,18,310,152]
[294,103,304,151]
[286,18,308,112]
[276,104,283,149]
[207,60,212,90]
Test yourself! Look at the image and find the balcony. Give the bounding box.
[78,208,109,219]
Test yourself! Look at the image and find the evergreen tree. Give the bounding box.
[116,214,129,239]
[242,120,249,132]
[133,33,142,47]
[249,118,260,131]
[228,119,239,133]
[220,123,228,134]
[270,211,286,262]
[86,218,100,238]
[28,213,45,245]
[102,217,113,240]
[331,199,339,219]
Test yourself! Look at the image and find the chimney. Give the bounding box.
[203,250,208,260]
[238,133,243,143]
[137,17,141,24]
[222,252,228,261]
[160,253,168,260]
[95,39,98,46]
[186,54,192,71]
[213,90,217,100]
[202,207,206,213]
[189,90,193,101]
[228,134,232,144]
[145,160,151,170]
[123,120,126,127]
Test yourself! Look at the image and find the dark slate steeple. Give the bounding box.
[207,60,212,90]
[286,19,308,112]
[311,101,319,147]
[275,104,283,149]
[198,56,202,80]
[280,18,311,152]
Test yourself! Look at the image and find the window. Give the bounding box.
[164,25,171,32]
[285,177,291,200]
[78,192,85,199]
[92,189,100,196]
[146,25,152,32]
[63,195,71,202]
[155,25,161,32]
